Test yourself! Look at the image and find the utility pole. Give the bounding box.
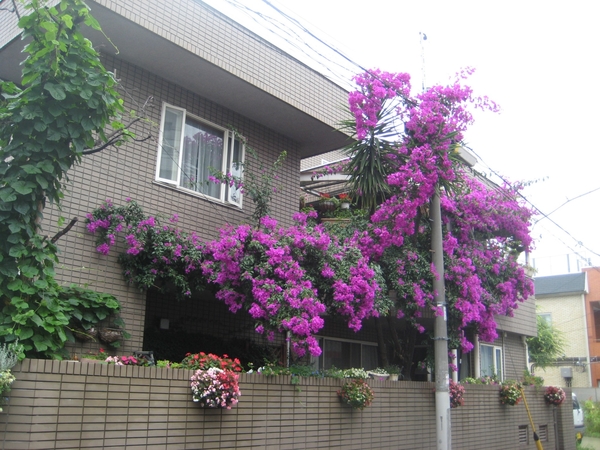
[432,187,450,450]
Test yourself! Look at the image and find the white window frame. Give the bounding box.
[480,343,503,380]
[155,103,244,206]
[538,313,552,325]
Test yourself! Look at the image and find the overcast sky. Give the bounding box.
[206,0,600,276]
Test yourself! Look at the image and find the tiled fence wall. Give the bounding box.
[0,360,575,450]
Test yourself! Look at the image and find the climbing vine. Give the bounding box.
[0,0,134,358]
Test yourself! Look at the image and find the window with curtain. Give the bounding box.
[480,344,503,380]
[156,103,243,205]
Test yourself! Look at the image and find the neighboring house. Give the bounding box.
[0,0,352,359]
[534,273,591,387]
[583,267,600,386]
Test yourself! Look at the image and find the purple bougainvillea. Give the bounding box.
[86,68,533,357]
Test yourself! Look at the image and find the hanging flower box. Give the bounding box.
[337,378,374,410]
[544,386,566,406]
[190,368,241,409]
[499,381,522,406]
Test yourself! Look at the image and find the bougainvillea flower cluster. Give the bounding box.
[87,204,379,357]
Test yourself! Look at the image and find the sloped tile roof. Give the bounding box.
[534,273,587,296]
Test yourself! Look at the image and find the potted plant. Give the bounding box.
[316,193,337,212]
[499,380,522,406]
[367,367,389,381]
[544,386,566,406]
[337,378,374,410]
[343,368,369,379]
[384,365,401,381]
[338,193,352,209]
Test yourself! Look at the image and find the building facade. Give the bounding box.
[583,267,600,386]
[534,273,591,387]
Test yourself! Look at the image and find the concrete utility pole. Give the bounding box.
[431,188,451,450]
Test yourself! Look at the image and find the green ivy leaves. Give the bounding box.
[0,0,131,359]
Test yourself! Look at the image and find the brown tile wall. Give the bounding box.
[0,359,574,450]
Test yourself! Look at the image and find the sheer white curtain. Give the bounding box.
[181,118,223,199]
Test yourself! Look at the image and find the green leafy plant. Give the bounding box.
[498,380,522,406]
[0,341,22,411]
[337,378,375,410]
[0,281,128,358]
[384,364,401,375]
[521,369,544,387]
[209,137,287,223]
[462,375,500,385]
[527,314,566,369]
[323,366,346,378]
[0,0,134,358]
[584,400,600,437]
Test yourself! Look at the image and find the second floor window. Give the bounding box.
[156,103,243,206]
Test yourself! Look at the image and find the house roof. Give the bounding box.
[534,273,587,297]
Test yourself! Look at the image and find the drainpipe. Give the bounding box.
[432,189,450,450]
[522,336,530,373]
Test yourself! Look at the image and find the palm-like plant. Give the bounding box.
[340,100,402,213]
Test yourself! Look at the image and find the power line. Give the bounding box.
[536,186,600,223]
[466,145,600,261]
[206,0,600,265]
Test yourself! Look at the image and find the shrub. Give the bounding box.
[583,400,600,435]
